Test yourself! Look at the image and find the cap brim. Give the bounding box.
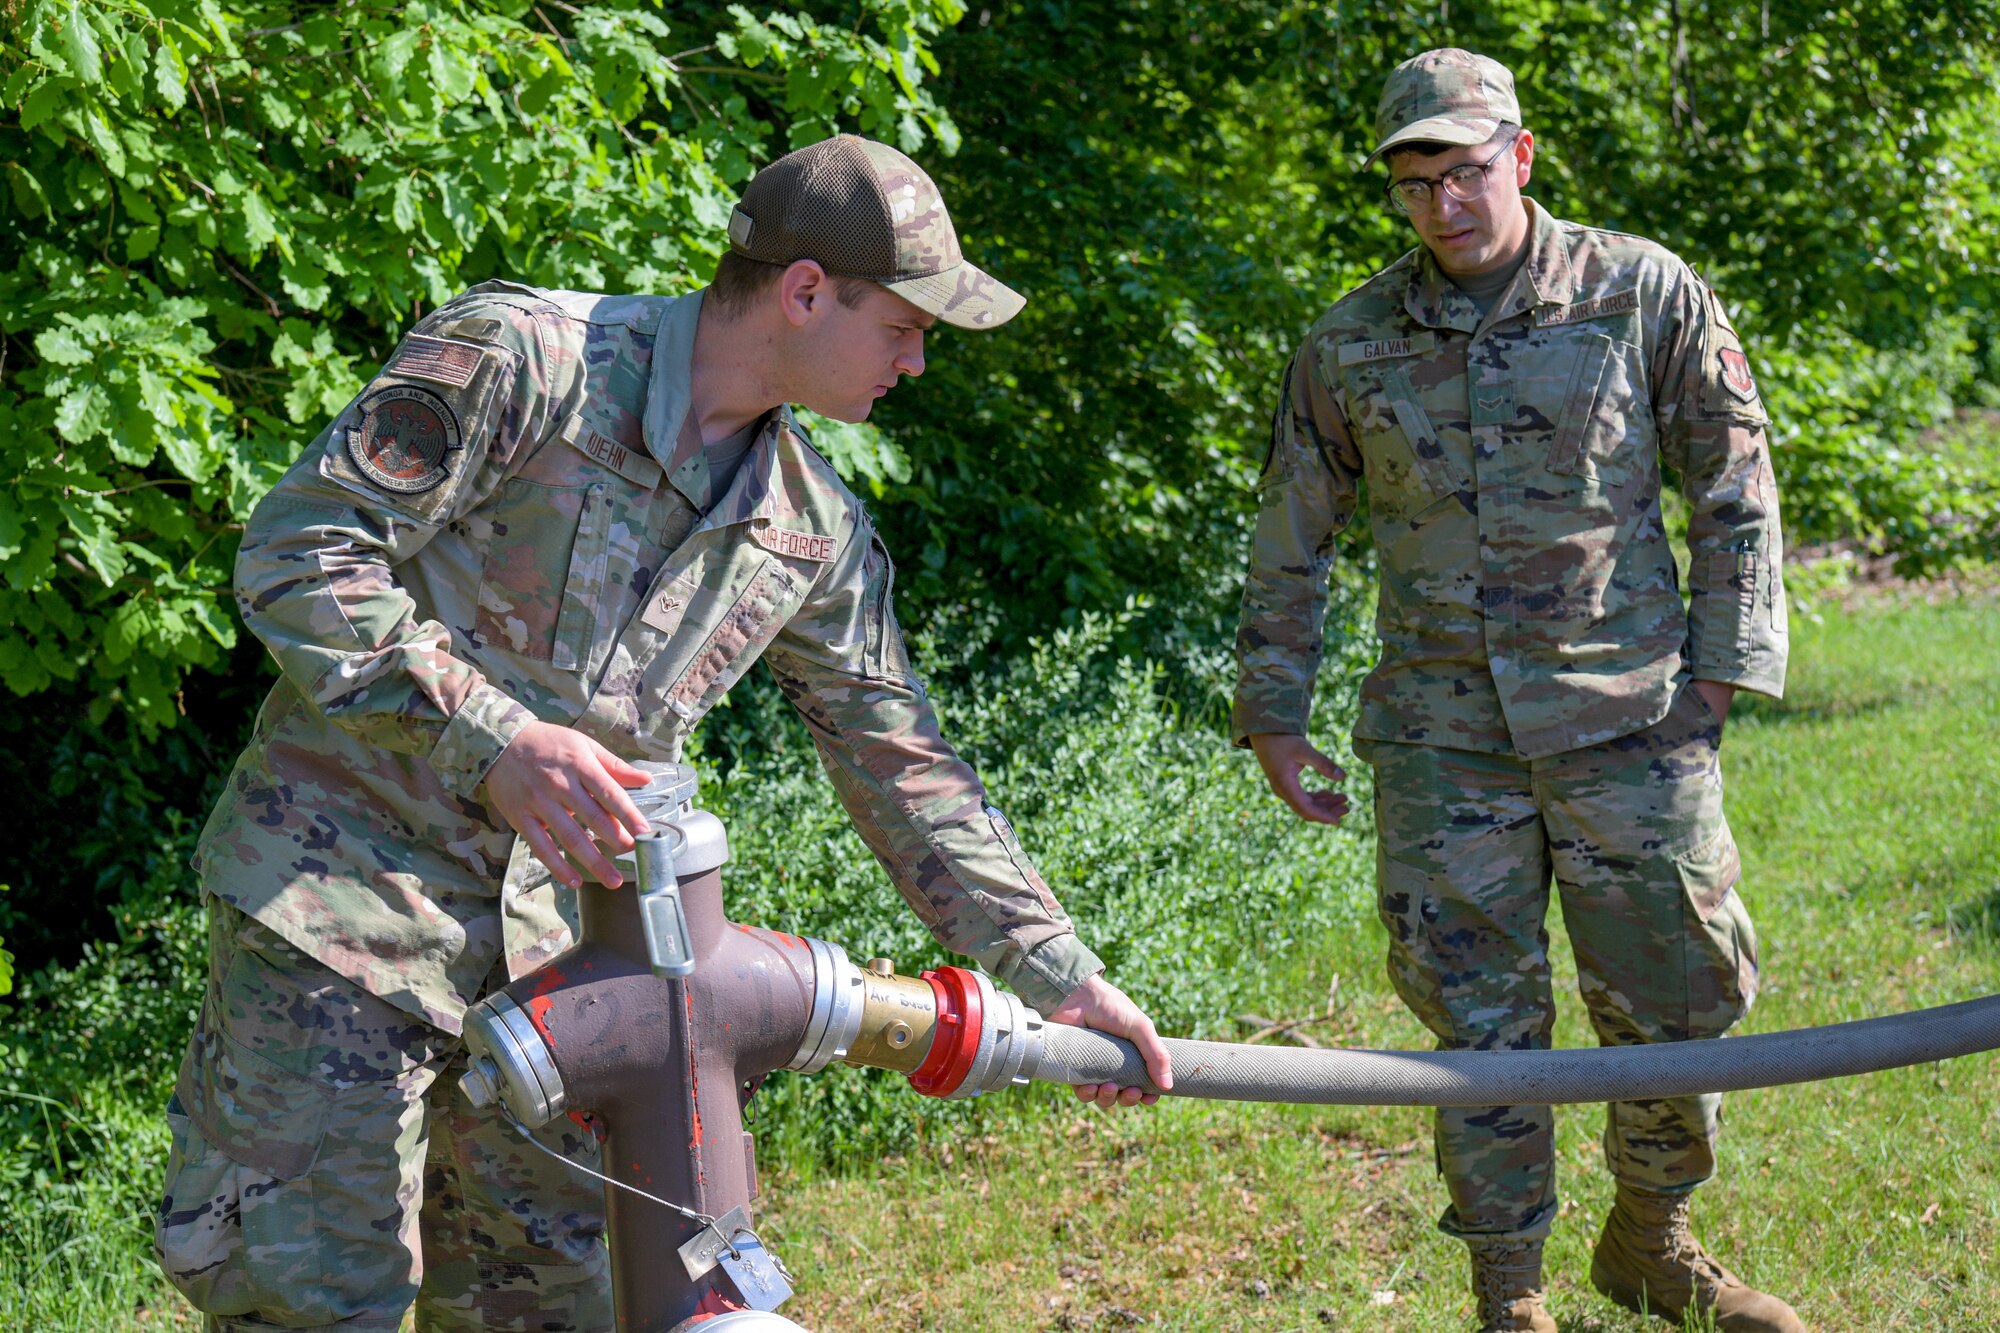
[881,262,1026,331]
[1361,116,1499,168]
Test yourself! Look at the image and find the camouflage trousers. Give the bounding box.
[155,899,611,1331]
[1356,680,1759,1243]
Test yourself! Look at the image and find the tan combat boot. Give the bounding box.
[1590,1183,1806,1331]
[1465,1238,1558,1333]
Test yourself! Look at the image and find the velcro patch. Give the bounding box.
[348,384,461,494]
[751,522,837,563]
[1338,332,1436,366]
[560,414,662,489]
[641,585,688,635]
[1718,347,1757,402]
[389,334,485,389]
[1535,289,1640,327]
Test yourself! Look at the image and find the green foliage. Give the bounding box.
[697,582,1376,1167]
[0,0,962,732]
[1762,328,2000,572]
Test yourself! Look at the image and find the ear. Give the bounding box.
[1513,130,1536,189]
[778,260,831,329]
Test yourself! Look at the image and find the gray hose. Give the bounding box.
[1037,994,2000,1106]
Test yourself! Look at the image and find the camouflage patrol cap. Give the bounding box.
[727,134,1026,331]
[1363,48,1520,168]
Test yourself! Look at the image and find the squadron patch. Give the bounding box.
[347,384,462,494]
[1718,347,1757,403]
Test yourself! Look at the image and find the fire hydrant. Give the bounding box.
[456,765,1042,1330]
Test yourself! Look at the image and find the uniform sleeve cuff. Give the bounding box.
[1004,935,1106,1013]
[1690,663,1786,701]
[1230,699,1309,749]
[430,682,536,798]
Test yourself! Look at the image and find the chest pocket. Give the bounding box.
[472,475,647,672]
[1345,362,1466,518]
[635,539,816,724]
[1543,331,1650,488]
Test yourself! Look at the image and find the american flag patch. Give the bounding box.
[391,334,484,388]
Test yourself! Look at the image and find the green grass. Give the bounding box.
[10,583,1997,1331]
[762,585,2000,1331]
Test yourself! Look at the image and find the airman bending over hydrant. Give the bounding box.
[155,135,1172,1332]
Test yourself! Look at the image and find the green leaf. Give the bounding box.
[126,223,161,260]
[55,495,127,585]
[391,175,419,233]
[81,109,128,177]
[59,8,104,85]
[429,38,478,102]
[241,191,279,254]
[19,81,63,131]
[280,257,330,310]
[3,62,37,107]
[54,383,112,442]
[189,595,237,648]
[380,27,419,81]
[154,35,188,110]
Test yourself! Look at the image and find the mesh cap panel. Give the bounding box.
[734,138,897,278]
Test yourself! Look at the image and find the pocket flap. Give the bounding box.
[1674,821,1743,924]
[175,1023,333,1181]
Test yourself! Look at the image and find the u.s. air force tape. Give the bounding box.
[751,521,837,563]
[347,384,463,494]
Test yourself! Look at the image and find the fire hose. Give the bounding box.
[456,767,2000,1330]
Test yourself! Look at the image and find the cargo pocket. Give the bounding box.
[1673,819,1759,1039]
[155,1020,333,1317]
[985,803,1058,907]
[1375,849,1455,1046]
[1378,366,1465,501]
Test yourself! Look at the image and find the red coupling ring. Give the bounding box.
[909,966,984,1098]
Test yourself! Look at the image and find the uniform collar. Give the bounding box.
[1404,198,1576,332]
[692,407,835,537]
[642,287,704,475]
[639,290,832,535]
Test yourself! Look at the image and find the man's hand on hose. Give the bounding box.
[482,720,654,889]
[1248,732,1351,825]
[1046,974,1175,1110]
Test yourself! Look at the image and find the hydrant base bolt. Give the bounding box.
[867,957,895,977]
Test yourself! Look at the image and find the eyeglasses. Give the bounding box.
[1384,135,1518,215]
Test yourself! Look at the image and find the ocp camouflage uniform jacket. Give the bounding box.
[197,284,1102,1031]
[1234,201,1787,758]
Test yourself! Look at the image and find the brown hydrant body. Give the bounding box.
[459,767,1046,1329]
[525,862,815,1326]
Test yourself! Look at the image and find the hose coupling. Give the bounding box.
[790,949,1044,1099]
